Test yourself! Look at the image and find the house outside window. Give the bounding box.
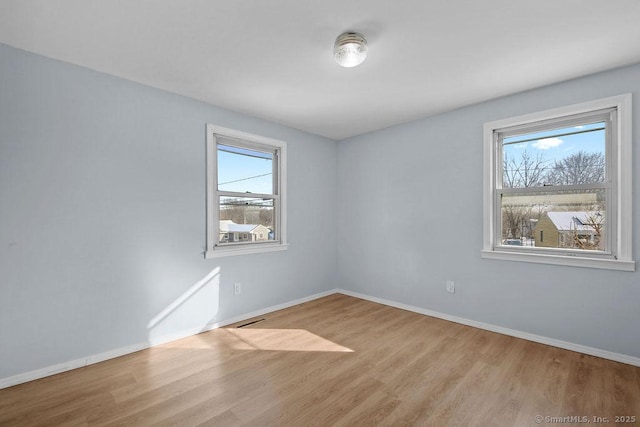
[206,124,288,258]
[482,95,633,271]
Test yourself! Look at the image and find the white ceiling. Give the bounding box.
[1,1,640,140]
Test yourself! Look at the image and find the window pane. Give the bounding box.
[218,196,275,243]
[500,189,605,251]
[218,144,273,194]
[502,122,605,188]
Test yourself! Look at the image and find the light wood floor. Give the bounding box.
[1,294,639,426]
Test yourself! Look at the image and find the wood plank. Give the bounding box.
[0,294,638,426]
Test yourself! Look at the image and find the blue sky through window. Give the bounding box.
[217,144,273,194]
[503,122,605,164]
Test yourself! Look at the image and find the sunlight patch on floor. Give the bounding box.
[222,328,354,352]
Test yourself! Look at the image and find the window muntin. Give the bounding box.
[206,125,287,258]
[482,94,634,271]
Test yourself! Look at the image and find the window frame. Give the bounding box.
[482,94,634,271]
[205,124,288,258]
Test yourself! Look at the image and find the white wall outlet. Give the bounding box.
[446,280,455,293]
[234,282,241,295]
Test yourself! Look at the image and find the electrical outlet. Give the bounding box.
[446,280,455,293]
[234,282,241,295]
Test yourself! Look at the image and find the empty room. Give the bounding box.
[1,1,639,426]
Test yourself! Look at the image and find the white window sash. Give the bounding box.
[205,124,288,258]
[482,94,634,271]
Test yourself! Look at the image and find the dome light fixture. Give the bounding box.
[333,32,367,68]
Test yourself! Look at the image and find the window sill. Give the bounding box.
[481,249,635,271]
[205,243,289,259]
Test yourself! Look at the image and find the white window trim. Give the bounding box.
[205,124,288,259]
[482,94,634,271]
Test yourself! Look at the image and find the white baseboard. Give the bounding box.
[0,342,151,391]
[3,286,637,389]
[337,289,640,367]
[0,288,339,390]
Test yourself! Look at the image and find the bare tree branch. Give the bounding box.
[545,151,604,185]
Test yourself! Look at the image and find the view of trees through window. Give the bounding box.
[219,197,274,229]
[500,122,607,251]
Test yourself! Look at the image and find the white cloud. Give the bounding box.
[533,137,563,150]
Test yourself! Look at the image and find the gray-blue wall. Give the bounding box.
[0,44,338,379]
[337,64,640,359]
[2,42,639,382]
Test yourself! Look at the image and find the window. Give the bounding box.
[205,124,288,258]
[482,95,634,271]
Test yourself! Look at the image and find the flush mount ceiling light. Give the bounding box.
[333,32,367,68]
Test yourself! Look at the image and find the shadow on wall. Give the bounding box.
[146,267,221,343]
